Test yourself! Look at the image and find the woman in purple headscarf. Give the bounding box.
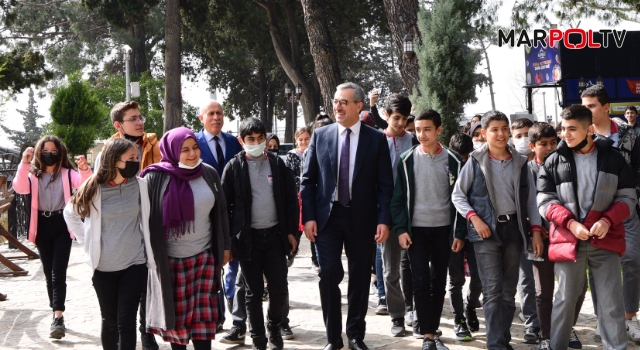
[141,127,230,350]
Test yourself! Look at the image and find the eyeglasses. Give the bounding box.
[122,116,146,124]
[333,99,360,107]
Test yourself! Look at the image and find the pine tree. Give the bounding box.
[1,88,44,148]
[50,72,104,156]
[411,0,484,145]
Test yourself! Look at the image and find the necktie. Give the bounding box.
[213,136,224,165]
[338,129,352,206]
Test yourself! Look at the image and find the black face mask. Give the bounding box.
[569,135,590,151]
[118,161,140,178]
[41,152,59,166]
[123,134,143,143]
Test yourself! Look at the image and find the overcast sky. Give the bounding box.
[2,0,639,149]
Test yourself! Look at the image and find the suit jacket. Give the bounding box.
[300,122,394,234]
[196,129,243,176]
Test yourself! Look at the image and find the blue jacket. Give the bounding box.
[196,129,243,176]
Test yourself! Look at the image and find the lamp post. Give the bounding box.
[284,82,303,142]
[123,45,132,101]
[542,91,547,123]
[403,34,415,60]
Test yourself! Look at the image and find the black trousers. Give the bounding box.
[35,214,72,312]
[400,249,413,312]
[448,238,482,321]
[239,227,288,347]
[408,226,451,335]
[315,204,375,343]
[92,264,148,350]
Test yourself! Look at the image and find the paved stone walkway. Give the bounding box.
[1,238,638,349]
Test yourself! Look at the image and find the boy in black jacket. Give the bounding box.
[221,117,299,350]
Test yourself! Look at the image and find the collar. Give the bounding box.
[244,153,268,162]
[338,120,362,136]
[418,143,443,155]
[575,142,596,154]
[107,178,129,186]
[489,152,513,161]
[610,119,619,135]
[203,128,222,142]
[383,129,406,138]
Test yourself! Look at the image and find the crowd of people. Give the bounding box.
[8,81,640,350]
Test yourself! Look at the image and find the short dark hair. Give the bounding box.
[239,117,267,140]
[406,115,415,125]
[449,133,474,156]
[581,85,610,106]
[511,117,534,130]
[312,113,334,132]
[555,124,562,133]
[415,109,442,128]
[626,106,638,114]
[110,101,140,124]
[561,104,592,128]
[385,93,412,118]
[528,122,557,144]
[481,110,509,130]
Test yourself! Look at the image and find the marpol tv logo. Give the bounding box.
[498,29,628,49]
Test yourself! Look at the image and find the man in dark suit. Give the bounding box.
[195,99,243,331]
[301,82,394,350]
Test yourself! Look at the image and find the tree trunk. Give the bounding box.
[382,0,421,95]
[267,86,275,132]
[284,101,294,143]
[129,24,148,77]
[254,0,320,125]
[163,0,182,134]
[480,40,496,110]
[259,67,268,126]
[299,0,341,117]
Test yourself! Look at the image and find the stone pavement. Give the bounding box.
[1,237,639,349]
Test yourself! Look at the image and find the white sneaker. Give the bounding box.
[627,316,640,341]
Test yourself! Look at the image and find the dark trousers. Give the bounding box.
[448,238,482,321]
[315,204,374,343]
[92,264,148,350]
[400,249,413,312]
[408,226,451,335]
[532,240,587,340]
[239,227,288,347]
[473,218,523,350]
[169,340,211,350]
[35,214,72,312]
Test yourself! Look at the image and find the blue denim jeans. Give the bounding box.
[473,217,523,349]
[375,244,385,298]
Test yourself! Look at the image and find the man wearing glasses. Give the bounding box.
[301,82,394,350]
[94,100,161,173]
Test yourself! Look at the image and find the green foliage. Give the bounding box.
[0,48,52,92]
[50,72,105,155]
[1,88,45,148]
[89,72,200,139]
[412,0,484,145]
[82,0,160,29]
[512,0,640,28]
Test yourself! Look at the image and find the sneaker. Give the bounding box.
[262,289,269,302]
[268,326,283,350]
[287,251,297,268]
[405,311,414,327]
[280,324,294,340]
[465,308,479,332]
[568,328,582,349]
[518,312,526,323]
[453,319,472,341]
[413,328,422,338]
[435,329,442,337]
[391,317,405,337]
[375,298,389,315]
[524,327,540,344]
[370,280,377,295]
[628,317,640,342]
[434,335,449,350]
[216,322,224,333]
[219,327,246,344]
[422,338,437,350]
[539,339,551,350]
[49,316,65,339]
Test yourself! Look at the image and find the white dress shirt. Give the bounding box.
[203,129,226,164]
[335,121,361,201]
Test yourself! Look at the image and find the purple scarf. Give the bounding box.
[141,127,204,239]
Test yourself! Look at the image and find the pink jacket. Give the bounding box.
[13,162,92,243]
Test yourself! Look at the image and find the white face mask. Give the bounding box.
[178,158,203,170]
[244,141,266,158]
[472,141,485,150]
[513,137,532,155]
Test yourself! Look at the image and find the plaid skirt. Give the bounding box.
[148,249,218,345]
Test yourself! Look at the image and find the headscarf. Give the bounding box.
[468,122,482,137]
[141,127,204,239]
